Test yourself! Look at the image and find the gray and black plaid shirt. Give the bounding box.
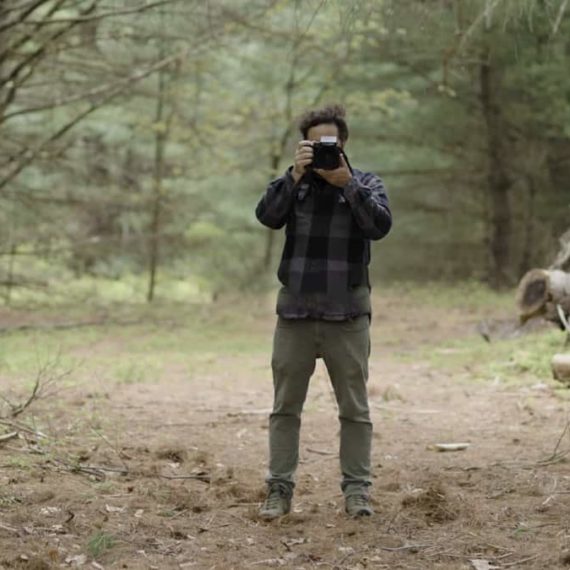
[255,166,392,320]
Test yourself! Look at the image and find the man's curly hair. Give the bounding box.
[298,104,349,143]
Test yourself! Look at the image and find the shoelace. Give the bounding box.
[265,486,289,508]
[349,495,369,507]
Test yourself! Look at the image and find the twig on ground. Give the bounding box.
[89,425,129,471]
[306,447,336,456]
[48,457,113,481]
[198,513,216,533]
[0,522,19,535]
[537,418,570,465]
[501,554,539,567]
[79,464,129,474]
[383,506,402,533]
[159,474,211,483]
[1,349,74,422]
[379,543,431,552]
[221,510,250,524]
[226,409,271,417]
[0,431,18,443]
[0,418,48,439]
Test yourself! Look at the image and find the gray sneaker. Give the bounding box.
[259,483,292,520]
[345,493,374,517]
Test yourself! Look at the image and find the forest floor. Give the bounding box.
[1,284,570,570]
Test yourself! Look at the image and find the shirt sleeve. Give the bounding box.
[255,168,297,229]
[342,172,392,240]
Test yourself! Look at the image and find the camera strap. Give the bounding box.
[340,149,354,174]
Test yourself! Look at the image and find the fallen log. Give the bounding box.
[517,269,570,323]
[552,354,570,384]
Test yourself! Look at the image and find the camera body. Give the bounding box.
[312,136,341,170]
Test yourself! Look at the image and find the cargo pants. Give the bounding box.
[266,314,372,495]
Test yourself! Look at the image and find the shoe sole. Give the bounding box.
[346,508,373,517]
[259,508,291,521]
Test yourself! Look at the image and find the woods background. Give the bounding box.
[1,0,569,304]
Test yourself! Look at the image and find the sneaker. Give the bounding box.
[259,483,292,520]
[345,492,374,517]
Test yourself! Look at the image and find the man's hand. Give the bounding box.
[314,154,352,188]
[292,140,313,184]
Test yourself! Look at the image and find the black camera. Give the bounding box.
[311,136,341,170]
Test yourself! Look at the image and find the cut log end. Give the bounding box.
[552,354,570,384]
[517,269,570,322]
[516,269,550,319]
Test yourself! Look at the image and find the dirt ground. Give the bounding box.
[1,290,570,569]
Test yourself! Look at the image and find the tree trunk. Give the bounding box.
[147,69,166,302]
[262,153,282,271]
[147,11,167,303]
[519,174,537,277]
[479,50,513,289]
[3,244,16,305]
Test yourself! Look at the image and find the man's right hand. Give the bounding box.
[292,140,313,184]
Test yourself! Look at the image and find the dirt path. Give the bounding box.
[1,293,569,569]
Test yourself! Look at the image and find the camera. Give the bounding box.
[311,136,341,170]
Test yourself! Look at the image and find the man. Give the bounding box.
[255,104,392,519]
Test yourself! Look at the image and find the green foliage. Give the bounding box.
[87,531,116,559]
[1,0,569,298]
[428,327,563,386]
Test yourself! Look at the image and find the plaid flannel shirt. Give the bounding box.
[255,166,392,319]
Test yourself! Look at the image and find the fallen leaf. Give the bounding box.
[0,431,18,443]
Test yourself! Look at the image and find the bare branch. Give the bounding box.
[0,0,98,117]
[0,349,73,419]
[0,0,66,63]
[2,28,216,121]
[1,1,95,88]
[0,0,52,34]
[13,0,185,26]
[552,0,569,35]
[0,47,191,191]
[456,0,503,52]
[0,1,50,19]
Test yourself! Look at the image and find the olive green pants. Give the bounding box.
[266,315,372,495]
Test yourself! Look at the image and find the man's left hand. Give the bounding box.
[314,154,352,188]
